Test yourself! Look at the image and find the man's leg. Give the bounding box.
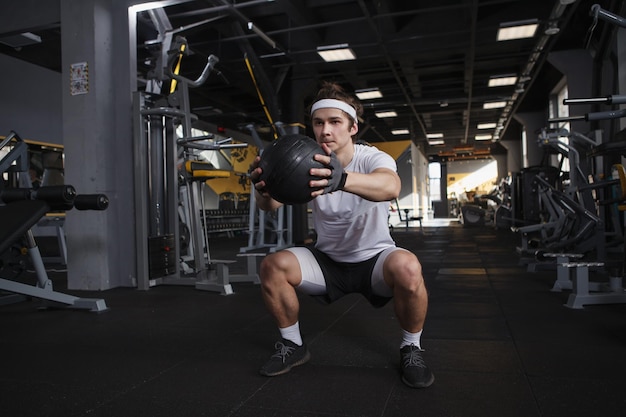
[258,250,310,376]
[259,250,303,328]
[381,249,434,388]
[383,250,428,335]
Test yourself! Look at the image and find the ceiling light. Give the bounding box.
[392,129,409,135]
[426,133,444,139]
[483,101,507,109]
[488,75,518,87]
[0,32,41,48]
[375,110,397,118]
[428,139,444,146]
[497,19,538,41]
[477,123,497,129]
[317,44,356,62]
[475,134,493,141]
[355,88,382,100]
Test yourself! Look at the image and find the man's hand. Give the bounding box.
[309,143,347,197]
[248,155,271,198]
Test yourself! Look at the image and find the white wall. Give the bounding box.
[395,143,428,217]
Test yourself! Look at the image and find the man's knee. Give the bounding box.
[260,251,299,284]
[387,251,422,277]
[387,255,425,294]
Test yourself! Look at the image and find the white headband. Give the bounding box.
[310,99,358,123]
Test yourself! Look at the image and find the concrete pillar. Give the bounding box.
[499,121,523,174]
[547,49,594,135]
[513,111,546,167]
[492,153,507,182]
[61,0,136,289]
[499,139,522,174]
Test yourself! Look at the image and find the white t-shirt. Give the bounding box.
[312,144,397,263]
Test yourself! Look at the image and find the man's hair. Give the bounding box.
[310,81,363,128]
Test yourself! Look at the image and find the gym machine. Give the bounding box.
[532,90,626,307]
[0,131,109,312]
[513,126,619,257]
[133,10,256,294]
[511,3,626,308]
[516,172,605,257]
[537,127,600,210]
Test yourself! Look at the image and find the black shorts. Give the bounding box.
[305,246,393,308]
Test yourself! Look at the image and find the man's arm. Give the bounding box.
[341,167,401,202]
[248,155,284,212]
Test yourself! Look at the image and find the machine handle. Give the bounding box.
[0,186,109,211]
[549,109,626,123]
[591,4,626,28]
[564,95,626,105]
[32,186,77,210]
[167,54,219,88]
[74,194,109,211]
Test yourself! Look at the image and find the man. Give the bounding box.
[249,81,433,388]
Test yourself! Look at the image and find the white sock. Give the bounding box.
[400,329,423,350]
[279,322,303,346]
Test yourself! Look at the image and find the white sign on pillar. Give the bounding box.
[69,62,89,96]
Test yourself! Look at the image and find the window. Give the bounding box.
[428,162,441,202]
[549,81,570,173]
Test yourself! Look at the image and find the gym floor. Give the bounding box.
[2,222,626,417]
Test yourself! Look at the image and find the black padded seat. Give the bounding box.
[0,200,49,254]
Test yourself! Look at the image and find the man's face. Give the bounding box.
[311,107,357,153]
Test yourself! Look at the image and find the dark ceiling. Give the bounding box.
[1,0,623,161]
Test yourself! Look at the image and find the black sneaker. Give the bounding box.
[400,344,435,388]
[259,339,311,376]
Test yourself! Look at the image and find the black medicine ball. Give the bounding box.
[258,134,325,205]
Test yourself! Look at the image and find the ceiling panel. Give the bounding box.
[1,0,622,162]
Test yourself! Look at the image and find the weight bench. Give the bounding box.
[0,189,109,312]
[560,261,626,309]
[232,252,264,284]
[394,199,423,233]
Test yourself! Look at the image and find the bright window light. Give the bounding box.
[488,75,518,87]
[483,101,507,109]
[448,160,498,196]
[497,20,538,41]
[392,129,409,135]
[429,162,441,178]
[475,134,493,141]
[355,88,382,100]
[477,122,497,129]
[426,133,444,139]
[317,44,356,62]
[375,110,397,118]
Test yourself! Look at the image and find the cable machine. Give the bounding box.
[133,9,252,293]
